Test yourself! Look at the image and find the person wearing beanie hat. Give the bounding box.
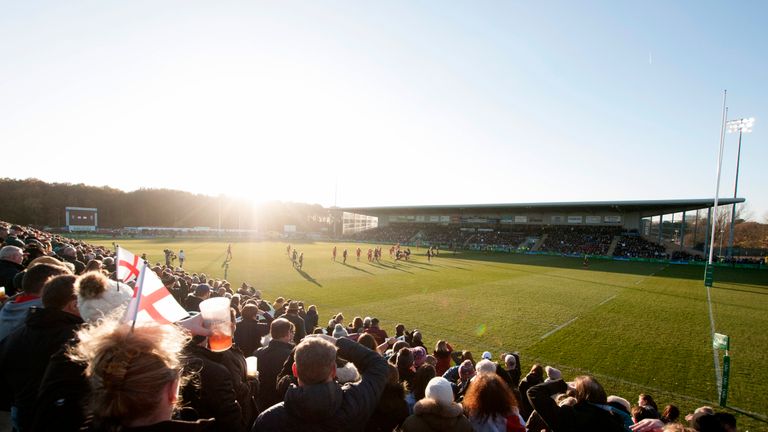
[412,346,427,368]
[545,365,562,382]
[333,323,349,339]
[475,359,496,376]
[402,377,472,432]
[76,272,133,323]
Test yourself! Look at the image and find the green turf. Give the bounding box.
[91,238,768,430]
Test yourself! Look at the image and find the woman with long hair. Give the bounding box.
[527,375,625,432]
[462,373,526,432]
[70,318,213,431]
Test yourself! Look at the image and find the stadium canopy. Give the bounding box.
[341,198,745,217]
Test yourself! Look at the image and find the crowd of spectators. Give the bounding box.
[539,226,621,256]
[0,220,745,431]
[614,234,669,259]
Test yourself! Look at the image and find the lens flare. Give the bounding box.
[475,324,487,337]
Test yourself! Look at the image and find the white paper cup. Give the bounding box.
[246,356,258,377]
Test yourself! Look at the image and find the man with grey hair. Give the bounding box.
[253,334,388,431]
[0,246,24,298]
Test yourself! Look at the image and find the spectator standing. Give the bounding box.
[235,304,273,356]
[0,275,83,431]
[254,318,295,411]
[0,263,70,341]
[186,284,211,312]
[179,249,186,267]
[253,334,389,431]
[282,301,306,344]
[401,377,472,432]
[527,375,625,432]
[0,246,24,298]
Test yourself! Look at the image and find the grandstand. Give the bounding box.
[341,198,747,261]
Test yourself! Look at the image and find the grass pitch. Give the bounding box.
[91,239,768,429]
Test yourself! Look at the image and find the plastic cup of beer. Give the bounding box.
[0,287,5,301]
[245,356,258,377]
[199,297,233,352]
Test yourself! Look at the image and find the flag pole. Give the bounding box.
[129,261,148,333]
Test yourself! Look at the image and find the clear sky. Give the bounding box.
[1,1,766,219]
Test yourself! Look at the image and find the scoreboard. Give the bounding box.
[65,207,98,231]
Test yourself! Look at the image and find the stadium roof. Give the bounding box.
[341,198,746,217]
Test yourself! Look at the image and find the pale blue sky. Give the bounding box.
[1,1,765,218]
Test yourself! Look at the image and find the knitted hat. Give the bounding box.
[77,273,133,322]
[504,354,517,369]
[545,366,561,381]
[425,377,454,405]
[459,359,475,379]
[335,362,360,384]
[332,323,349,339]
[412,346,427,368]
[475,359,496,375]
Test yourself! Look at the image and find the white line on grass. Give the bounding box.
[540,317,578,340]
[707,284,722,396]
[598,294,618,306]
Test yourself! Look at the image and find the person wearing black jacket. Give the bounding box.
[182,343,247,432]
[526,376,625,432]
[0,245,24,297]
[282,302,306,344]
[0,275,83,432]
[518,363,543,420]
[235,304,273,356]
[254,318,295,411]
[252,334,389,431]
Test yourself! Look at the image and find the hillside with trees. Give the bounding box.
[0,178,331,232]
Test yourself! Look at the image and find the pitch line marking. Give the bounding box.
[598,294,618,306]
[540,317,579,340]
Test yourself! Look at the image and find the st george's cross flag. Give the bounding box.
[118,249,188,325]
[116,246,142,284]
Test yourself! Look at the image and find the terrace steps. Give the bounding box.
[607,235,621,256]
[531,234,547,251]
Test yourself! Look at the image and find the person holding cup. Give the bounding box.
[183,305,257,432]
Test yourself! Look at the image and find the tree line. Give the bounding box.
[0,178,332,232]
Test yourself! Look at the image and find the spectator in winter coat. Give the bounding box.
[282,302,306,344]
[365,363,409,432]
[253,334,389,431]
[0,275,83,432]
[518,363,543,420]
[235,304,272,356]
[527,375,625,432]
[0,263,70,341]
[433,340,453,377]
[401,377,472,432]
[0,245,24,298]
[304,305,318,333]
[254,318,295,411]
[365,317,389,345]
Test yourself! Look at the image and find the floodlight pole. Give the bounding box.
[727,129,742,259]
[705,91,727,286]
